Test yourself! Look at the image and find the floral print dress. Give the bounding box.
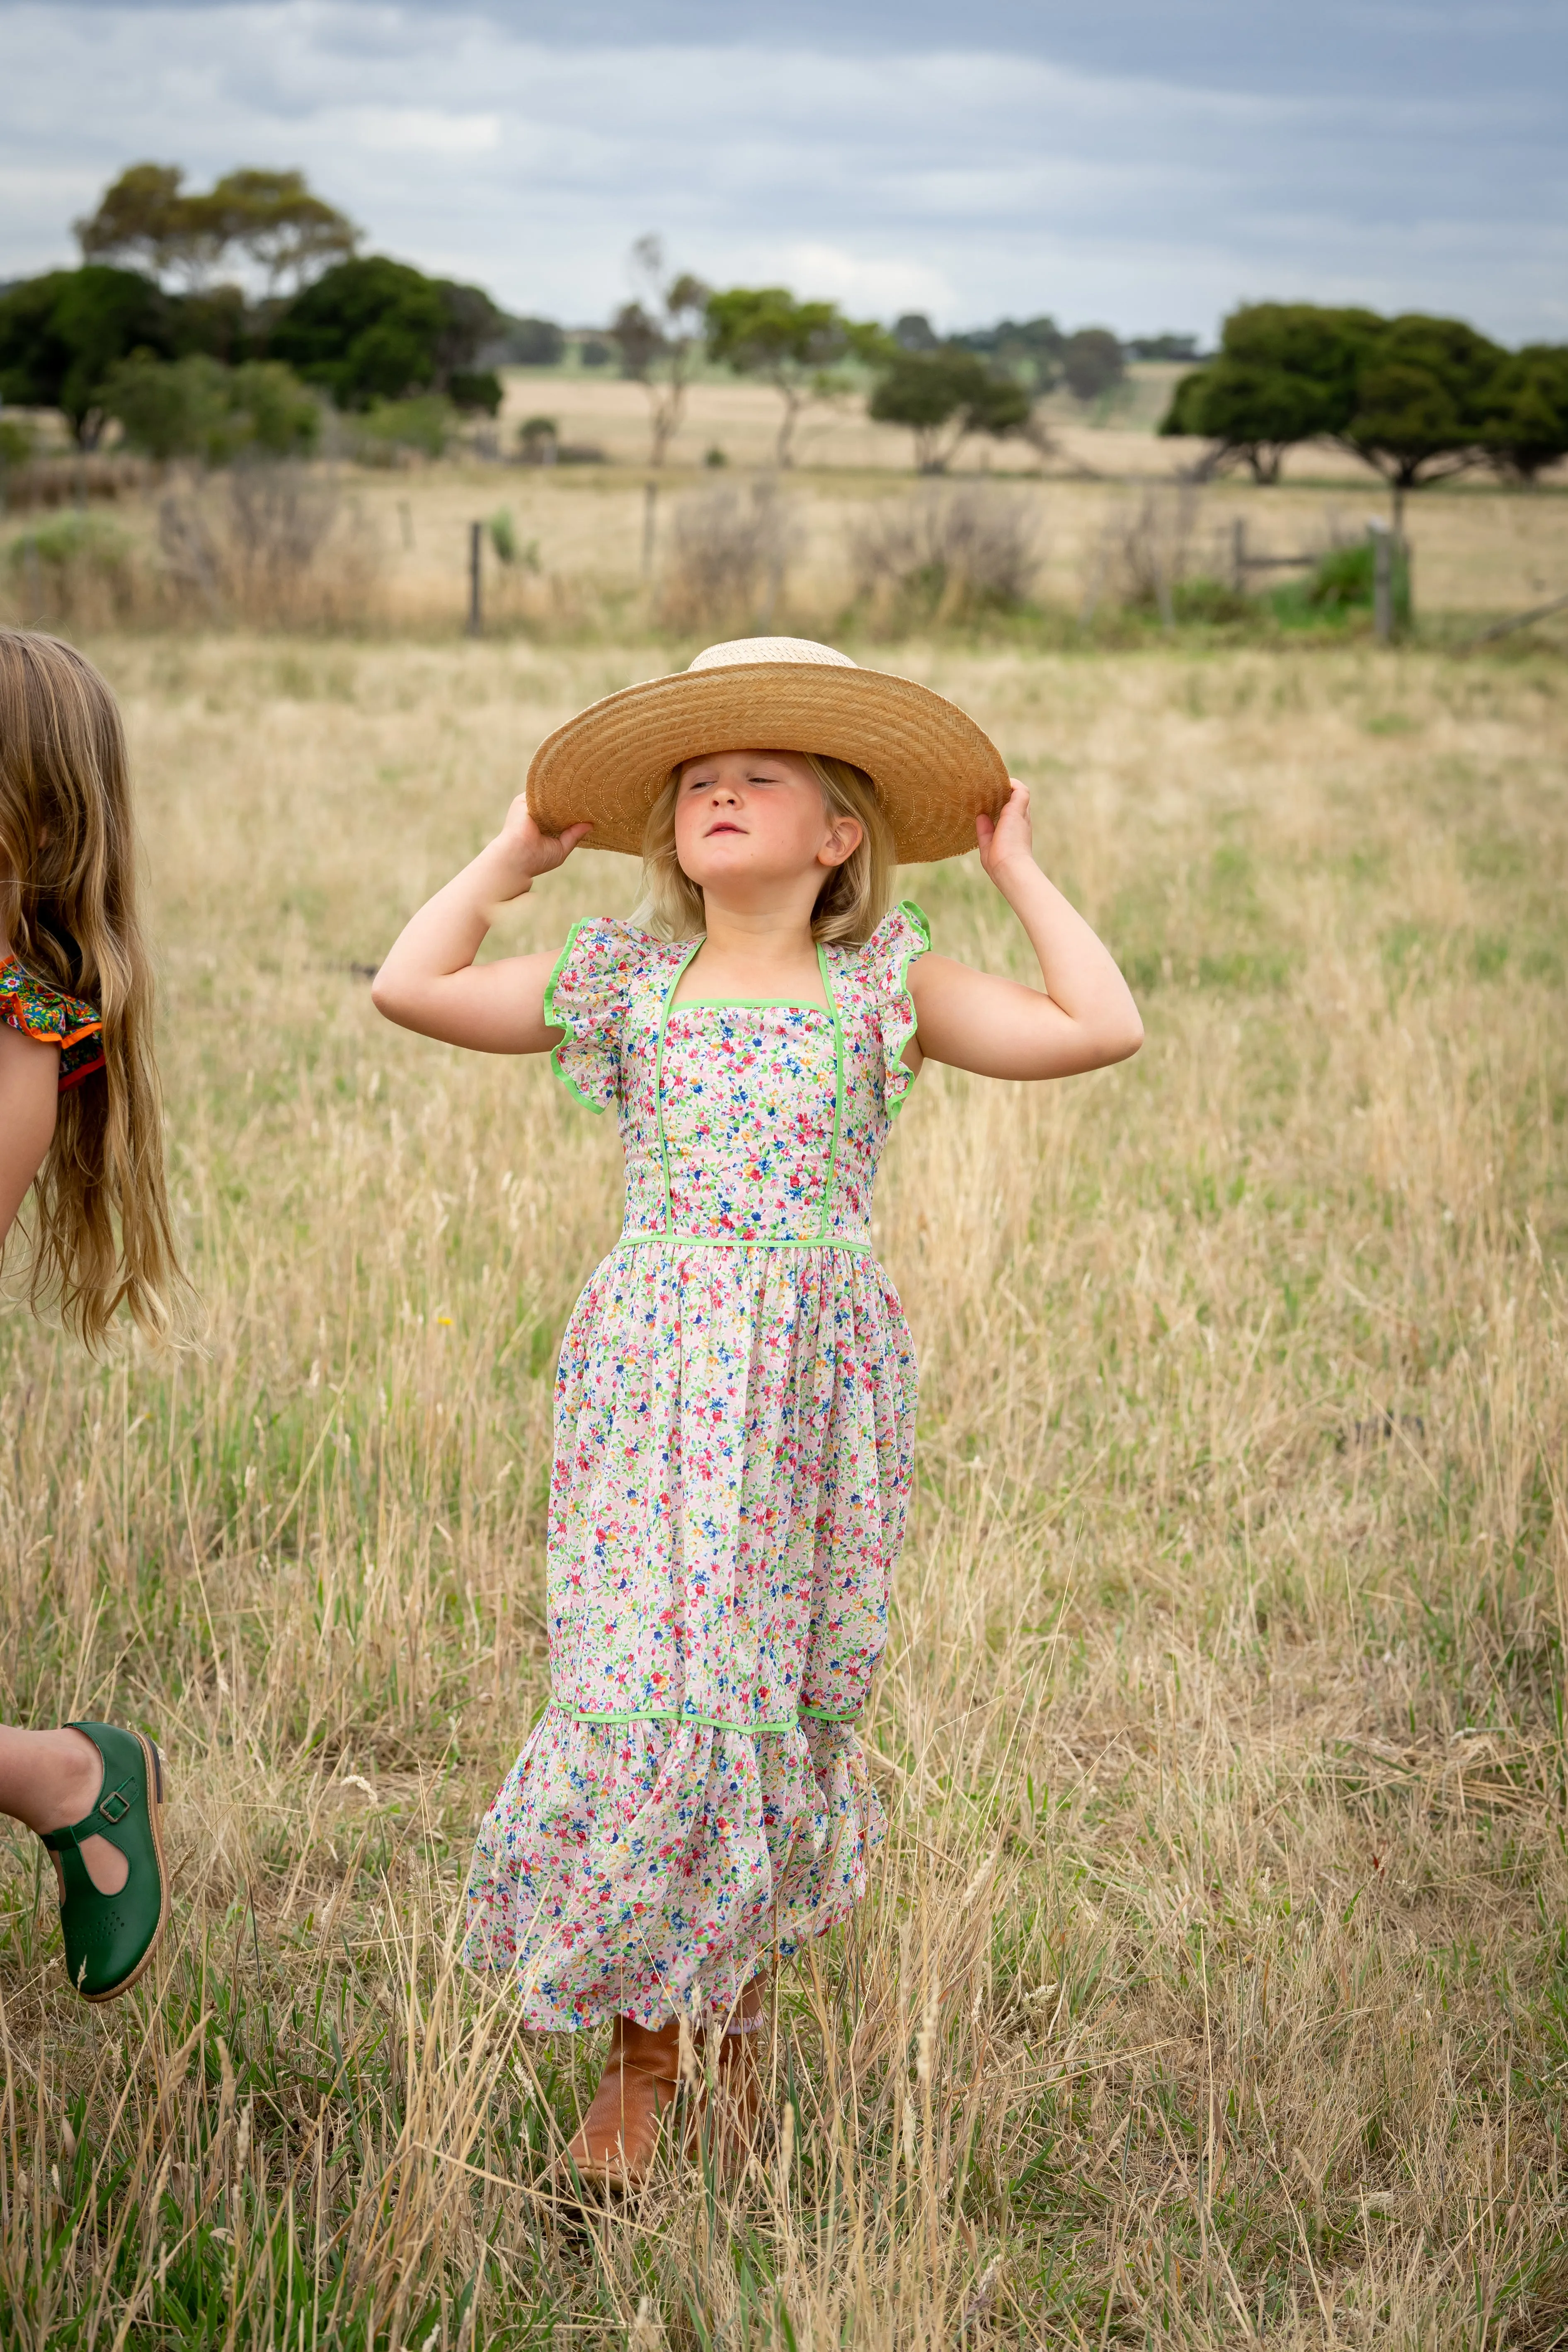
[463,901,930,2030]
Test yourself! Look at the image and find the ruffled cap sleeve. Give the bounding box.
[0,955,104,1092]
[543,917,654,1114]
[854,899,930,1121]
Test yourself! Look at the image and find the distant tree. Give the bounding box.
[75,162,357,291]
[269,258,499,409]
[955,316,1064,392]
[1162,354,1340,483]
[868,346,1032,473]
[1160,303,1379,482]
[1125,334,1202,362]
[706,287,885,466]
[0,265,173,445]
[1336,313,1505,521]
[892,313,940,353]
[1061,328,1125,404]
[1162,302,1510,518]
[100,351,319,462]
[166,285,252,366]
[608,237,710,467]
[74,165,216,284]
[1482,344,1568,482]
[577,333,613,369]
[496,316,565,367]
[200,169,359,292]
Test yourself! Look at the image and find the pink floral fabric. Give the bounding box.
[463,902,929,2029]
[0,954,104,1090]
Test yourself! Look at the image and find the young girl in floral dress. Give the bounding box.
[0,628,184,2001]
[373,637,1141,2186]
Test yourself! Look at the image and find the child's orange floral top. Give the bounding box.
[0,955,105,1090]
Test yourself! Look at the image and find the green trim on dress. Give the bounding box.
[551,1702,862,1732]
[615,1234,869,1254]
[542,920,608,1115]
[816,940,847,1244]
[882,899,932,1122]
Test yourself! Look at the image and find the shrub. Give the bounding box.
[848,486,1041,628]
[156,462,378,624]
[518,416,557,464]
[1083,487,1203,621]
[347,396,452,463]
[0,418,36,468]
[1270,537,1410,628]
[1170,574,1252,625]
[4,511,138,625]
[448,368,502,417]
[101,352,320,464]
[657,480,799,635]
[487,510,539,570]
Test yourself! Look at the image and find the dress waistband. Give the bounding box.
[615,1233,870,1255]
[551,1698,861,1732]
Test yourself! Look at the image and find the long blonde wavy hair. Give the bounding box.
[0,629,187,1347]
[637,752,894,944]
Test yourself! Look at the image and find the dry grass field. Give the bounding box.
[0,627,1566,2347]
[3,459,1566,649]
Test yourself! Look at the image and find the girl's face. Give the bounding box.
[673,750,861,899]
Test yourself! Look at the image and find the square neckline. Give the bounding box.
[667,940,837,1021]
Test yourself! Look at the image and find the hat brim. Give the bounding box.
[526,662,1011,862]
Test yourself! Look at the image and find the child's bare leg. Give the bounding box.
[0,1725,131,1895]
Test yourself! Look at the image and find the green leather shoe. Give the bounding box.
[41,1722,167,2003]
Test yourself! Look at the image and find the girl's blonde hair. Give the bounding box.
[0,629,187,1348]
[638,752,894,944]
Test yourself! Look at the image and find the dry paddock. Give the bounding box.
[0,631,1564,2346]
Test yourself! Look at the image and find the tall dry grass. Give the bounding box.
[0,635,1565,2346]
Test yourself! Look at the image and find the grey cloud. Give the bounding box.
[4,2,1564,339]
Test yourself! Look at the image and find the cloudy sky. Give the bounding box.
[4,0,1565,341]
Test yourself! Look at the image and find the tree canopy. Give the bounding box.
[1483,345,1568,482]
[608,238,711,467]
[75,163,358,291]
[706,287,884,465]
[0,266,174,445]
[268,258,500,410]
[868,347,1032,472]
[1161,302,1568,492]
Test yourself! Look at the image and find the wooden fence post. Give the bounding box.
[468,520,483,637]
[1231,517,1246,593]
[1369,521,1392,644]
[642,482,658,580]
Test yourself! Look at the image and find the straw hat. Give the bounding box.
[526,636,1011,863]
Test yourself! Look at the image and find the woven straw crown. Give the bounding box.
[526,636,1010,863]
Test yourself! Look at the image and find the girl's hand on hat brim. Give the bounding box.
[487,794,593,903]
[975,779,1034,885]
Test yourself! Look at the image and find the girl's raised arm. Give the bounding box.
[909,780,1144,1081]
[371,798,591,1054]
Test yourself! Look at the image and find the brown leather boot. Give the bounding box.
[563,2014,685,2192]
[690,1985,768,2174]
